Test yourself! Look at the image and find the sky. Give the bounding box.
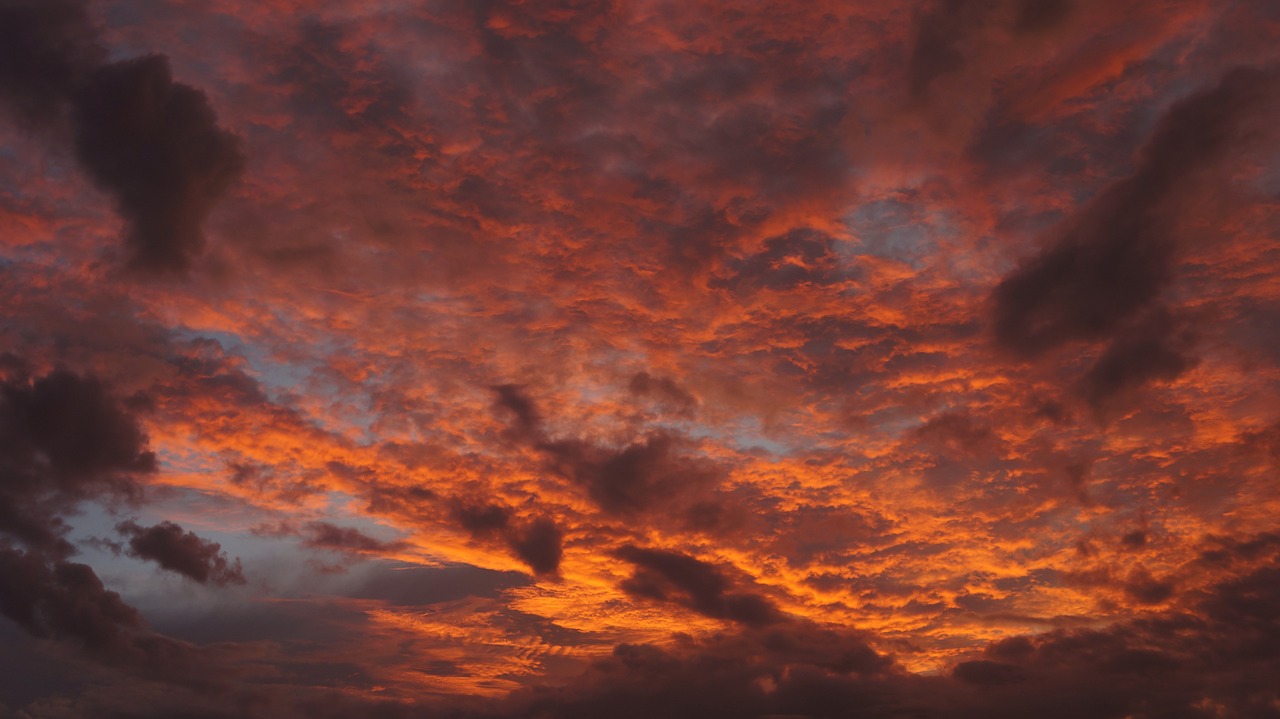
[0,0,1278,717]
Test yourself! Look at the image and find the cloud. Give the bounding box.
[0,0,101,125]
[302,522,406,555]
[1076,310,1197,410]
[492,385,725,518]
[0,0,243,273]
[614,545,783,627]
[992,66,1280,358]
[627,372,698,416]
[0,368,155,556]
[451,501,564,576]
[115,520,246,586]
[508,517,563,576]
[0,547,141,655]
[73,54,246,274]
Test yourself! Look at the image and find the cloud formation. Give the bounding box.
[1,0,1278,716]
[116,520,246,586]
[0,0,243,273]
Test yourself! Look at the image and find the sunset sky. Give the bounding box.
[1,1,1279,717]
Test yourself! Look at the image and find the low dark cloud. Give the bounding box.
[991,66,1279,407]
[539,433,723,516]
[0,368,155,556]
[614,545,783,627]
[0,0,101,125]
[302,522,406,554]
[492,383,543,440]
[0,0,243,274]
[711,230,846,294]
[492,385,724,517]
[509,517,563,576]
[451,501,564,576]
[1013,0,1072,34]
[73,54,246,273]
[627,372,697,416]
[908,0,994,99]
[1077,311,1197,410]
[0,366,212,670]
[0,547,141,655]
[116,520,246,586]
[992,66,1280,357]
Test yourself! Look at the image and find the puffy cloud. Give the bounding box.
[0,368,155,555]
[116,520,246,586]
[0,0,243,273]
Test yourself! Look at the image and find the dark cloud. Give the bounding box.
[0,0,101,125]
[1077,311,1198,409]
[951,658,1026,685]
[0,368,155,555]
[116,520,246,586]
[0,366,215,673]
[907,0,993,98]
[0,1,243,274]
[1013,0,1072,34]
[627,372,697,416]
[0,547,140,655]
[1122,566,1175,605]
[1120,530,1147,549]
[272,19,412,132]
[508,517,563,576]
[487,554,1280,719]
[451,501,563,575]
[614,545,783,627]
[539,433,722,516]
[492,385,723,517]
[913,411,1001,458]
[302,522,406,554]
[992,66,1280,358]
[453,501,514,536]
[73,55,245,273]
[492,384,543,440]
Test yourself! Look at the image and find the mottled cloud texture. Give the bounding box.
[0,0,1278,716]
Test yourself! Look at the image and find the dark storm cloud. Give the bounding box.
[302,522,406,554]
[1076,311,1197,409]
[491,383,543,439]
[1013,0,1072,34]
[451,501,564,575]
[1122,566,1175,605]
[0,0,101,124]
[509,517,563,576]
[116,520,246,586]
[73,55,246,273]
[539,433,722,516]
[0,547,141,654]
[0,368,155,555]
[627,372,697,416]
[614,545,783,627]
[272,19,412,132]
[992,66,1280,358]
[453,501,514,536]
[0,0,243,273]
[485,553,1280,719]
[908,0,994,98]
[491,385,723,517]
[0,367,208,668]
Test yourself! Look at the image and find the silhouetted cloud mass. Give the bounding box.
[116,520,246,586]
[0,0,243,273]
